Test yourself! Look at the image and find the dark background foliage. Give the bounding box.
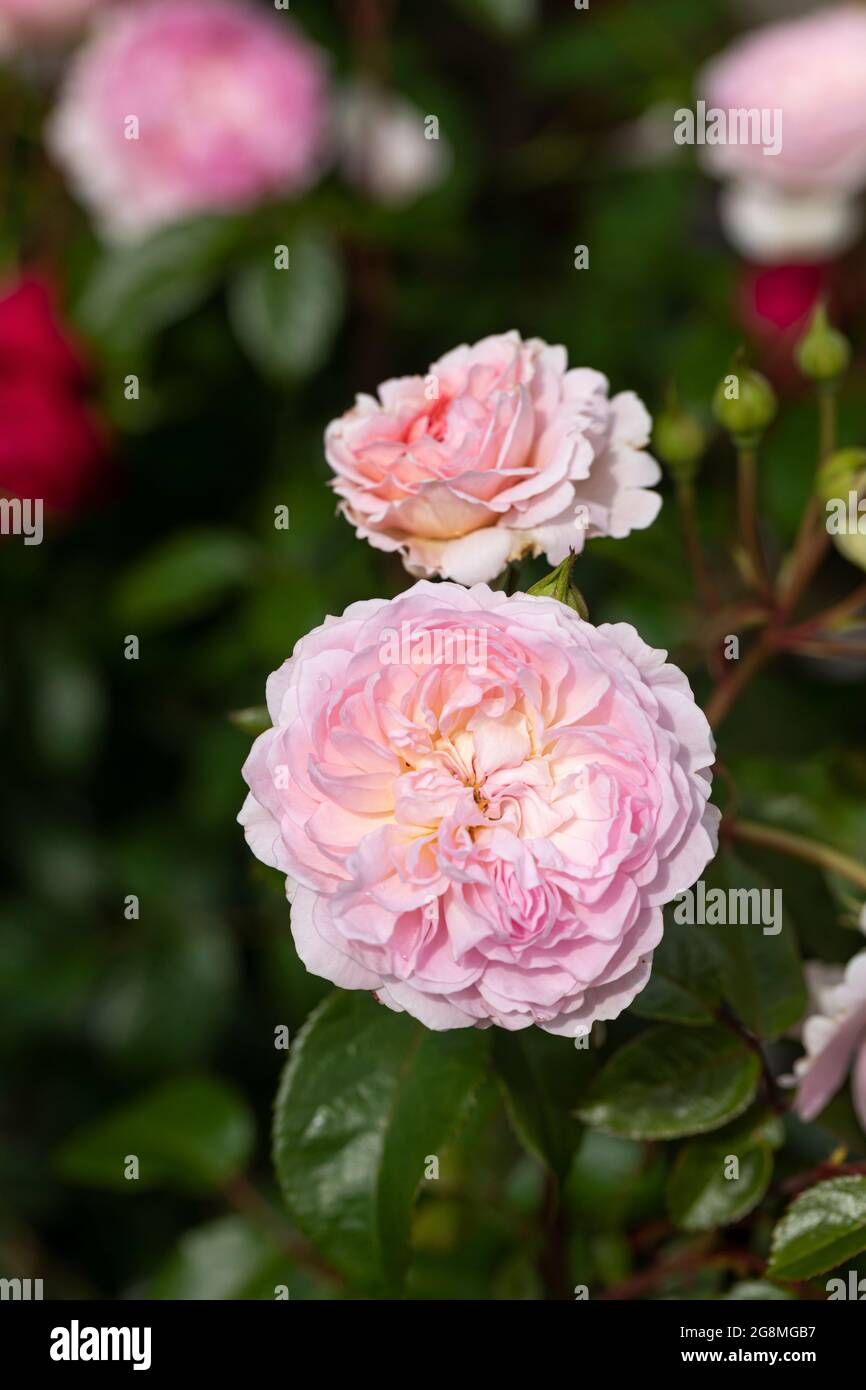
[2,0,865,1300]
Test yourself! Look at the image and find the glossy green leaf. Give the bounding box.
[273,991,489,1295]
[229,233,345,380]
[667,1110,782,1232]
[705,851,806,1040]
[767,1176,866,1281]
[493,1028,594,1184]
[577,1025,761,1140]
[632,916,724,1026]
[114,528,255,629]
[57,1076,254,1194]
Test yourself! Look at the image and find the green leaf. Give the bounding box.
[228,706,271,737]
[705,851,806,1040]
[76,215,242,350]
[451,0,537,35]
[725,1281,794,1301]
[493,1028,594,1184]
[568,1130,667,1231]
[148,1215,333,1300]
[667,1110,781,1232]
[273,991,489,1294]
[114,528,255,629]
[767,1176,866,1281]
[57,1076,254,1194]
[229,232,345,381]
[88,917,237,1072]
[632,916,724,1026]
[577,1025,761,1140]
[814,1091,866,1155]
[149,1216,290,1300]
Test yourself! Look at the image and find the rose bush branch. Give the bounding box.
[778,308,848,614]
[724,819,866,895]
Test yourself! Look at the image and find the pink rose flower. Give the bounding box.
[793,951,866,1132]
[46,0,329,242]
[701,6,866,194]
[325,332,662,585]
[239,582,719,1034]
[699,6,866,261]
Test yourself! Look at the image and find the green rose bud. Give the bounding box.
[815,448,866,506]
[817,448,866,574]
[712,356,777,449]
[795,302,851,386]
[653,398,706,483]
[527,552,589,618]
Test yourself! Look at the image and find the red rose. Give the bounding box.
[0,274,109,512]
[741,263,825,335]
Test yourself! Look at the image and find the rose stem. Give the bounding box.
[724,819,866,894]
[736,445,773,601]
[778,388,837,617]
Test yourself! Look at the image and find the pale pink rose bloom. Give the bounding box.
[325,331,662,585]
[699,6,866,261]
[239,582,719,1035]
[46,0,328,242]
[793,950,866,1131]
[338,78,451,207]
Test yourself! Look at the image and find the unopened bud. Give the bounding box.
[795,302,851,386]
[817,449,866,574]
[816,448,866,505]
[712,355,777,448]
[527,552,589,618]
[653,399,706,483]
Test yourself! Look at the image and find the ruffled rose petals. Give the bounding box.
[324,331,662,584]
[239,581,720,1034]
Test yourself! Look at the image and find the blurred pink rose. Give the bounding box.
[239,582,719,1034]
[325,331,661,585]
[701,6,866,194]
[699,6,866,261]
[793,951,866,1131]
[47,0,329,241]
